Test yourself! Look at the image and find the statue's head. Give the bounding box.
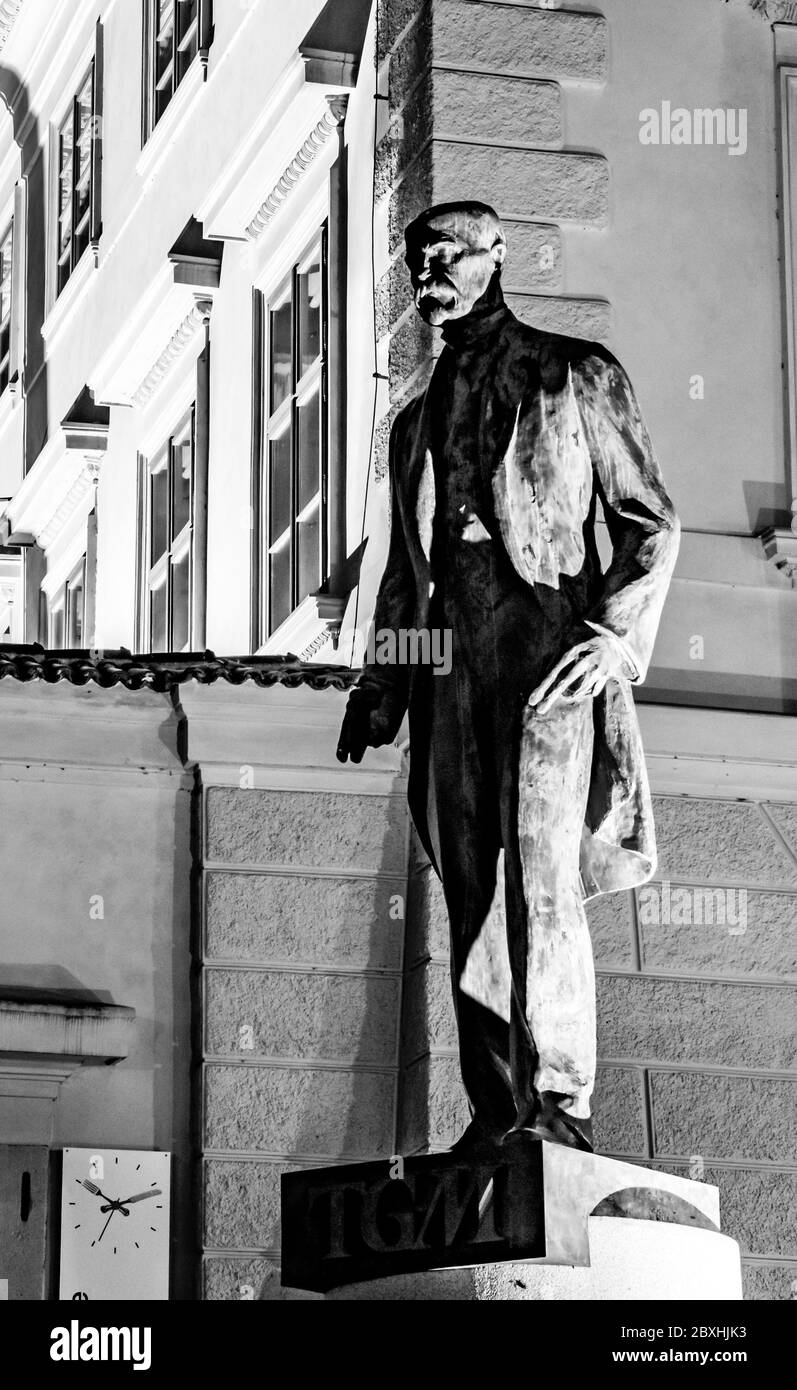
[404,201,507,327]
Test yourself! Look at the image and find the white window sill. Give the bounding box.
[0,378,19,438]
[257,592,346,661]
[137,59,206,189]
[41,250,98,353]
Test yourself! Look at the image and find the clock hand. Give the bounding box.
[79,1178,115,1204]
[117,1189,163,1205]
[96,1208,116,1243]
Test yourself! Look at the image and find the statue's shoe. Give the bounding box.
[502,1109,594,1154]
[449,1118,506,1160]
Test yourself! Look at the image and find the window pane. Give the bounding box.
[297,389,321,514]
[269,296,292,414]
[297,501,320,604]
[176,0,199,80]
[0,220,10,393]
[58,124,74,261]
[0,223,12,324]
[150,463,168,564]
[171,420,192,539]
[298,253,322,377]
[50,604,65,650]
[150,581,168,651]
[67,575,84,648]
[269,431,291,544]
[269,544,291,636]
[172,550,190,650]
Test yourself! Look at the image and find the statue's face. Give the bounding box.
[405,210,505,326]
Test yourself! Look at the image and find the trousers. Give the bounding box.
[426,537,596,1128]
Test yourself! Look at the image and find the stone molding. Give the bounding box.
[0,0,23,54]
[133,296,212,407]
[245,96,348,240]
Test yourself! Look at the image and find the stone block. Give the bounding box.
[205,789,408,874]
[203,1256,291,1302]
[374,412,392,484]
[507,292,610,342]
[376,78,432,204]
[204,969,401,1065]
[406,861,450,963]
[503,222,564,293]
[649,1071,797,1164]
[378,0,427,61]
[388,5,432,102]
[204,1159,290,1250]
[639,888,797,980]
[597,975,797,1071]
[433,70,562,145]
[204,1064,395,1157]
[390,146,434,249]
[431,143,609,227]
[204,871,403,971]
[766,803,797,863]
[436,2,608,83]
[402,958,457,1063]
[653,1163,797,1259]
[389,312,435,398]
[586,892,635,970]
[741,1262,797,1301]
[399,1053,469,1152]
[592,1067,647,1157]
[652,796,797,886]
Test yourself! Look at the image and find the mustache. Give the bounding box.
[416,279,457,305]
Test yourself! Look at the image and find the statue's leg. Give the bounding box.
[505,698,596,1125]
[429,651,516,1140]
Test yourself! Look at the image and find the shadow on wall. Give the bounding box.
[0,65,48,474]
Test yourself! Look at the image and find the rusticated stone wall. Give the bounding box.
[398,792,797,1301]
[374,0,611,476]
[187,685,410,1300]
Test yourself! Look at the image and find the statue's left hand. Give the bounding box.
[528,634,628,716]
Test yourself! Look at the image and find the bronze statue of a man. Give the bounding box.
[338,201,679,1155]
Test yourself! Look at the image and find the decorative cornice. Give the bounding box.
[133,297,212,407]
[37,459,101,551]
[0,646,360,692]
[245,96,348,240]
[0,0,24,55]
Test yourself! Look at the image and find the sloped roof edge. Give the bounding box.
[0,645,360,693]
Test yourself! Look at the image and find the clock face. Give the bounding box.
[59,1148,171,1301]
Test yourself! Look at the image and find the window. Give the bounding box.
[257,233,327,644]
[141,407,194,652]
[0,220,11,394]
[143,0,212,136]
[43,558,86,649]
[56,65,96,297]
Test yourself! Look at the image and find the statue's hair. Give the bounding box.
[404,201,506,253]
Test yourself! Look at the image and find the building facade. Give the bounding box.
[0,0,795,1300]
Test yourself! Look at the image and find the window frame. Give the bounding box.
[254,227,329,648]
[142,0,213,142]
[139,404,196,654]
[43,555,87,651]
[0,217,12,396]
[54,62,97,299]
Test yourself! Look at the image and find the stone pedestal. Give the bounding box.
[279,1142,743,1301]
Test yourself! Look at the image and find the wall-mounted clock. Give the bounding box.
[59,1148,171,1301]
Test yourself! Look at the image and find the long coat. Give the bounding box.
[362,310,680,901]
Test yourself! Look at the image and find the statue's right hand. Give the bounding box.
[336,697,371,765]
[336,687,398,764]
